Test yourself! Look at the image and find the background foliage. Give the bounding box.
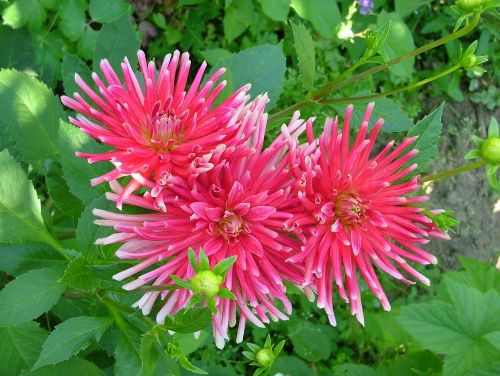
[0,0,499,375]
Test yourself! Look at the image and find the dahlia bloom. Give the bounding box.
[93,96,307,348]
[287,104,447,326]
[61,50,253,210]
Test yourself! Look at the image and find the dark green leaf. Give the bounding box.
[223,0,254,43]
[89,0,130,23]
[93,15,141,73]
[287,320,331,362]
[0,243,66,276]
[377,11,415,79]
[211,44,286,109]
[271,355,316,376]
[291,21,315,91]
[333,364,381,376]
[395,0,432,18]
[0,150,55,245]
[406,103,444,175]
[57,121,109,205]
[257,0,290,22]
[61,52,92,97]
[0,26,35,71]
[34,316,112,369]
[45,159,84,217]
[163,308,212,333]
[0,70,63,170]
[139,331,160,376]
[0,266,67,327]
[57,0,87,41]
[77,27,98,61]
[290,0,340,39]
[20,357,106,376]
[0,322,48,376]
[200,49,232,66]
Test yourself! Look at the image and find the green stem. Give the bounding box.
[317,64,461,105]
[420,160,488,183]
[268,12,481,123]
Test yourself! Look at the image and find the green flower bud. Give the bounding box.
[255,348,275,368]
[460,54,477,68]
[456,0,486,11]
[190,270,222,297]
[480,137,500,163]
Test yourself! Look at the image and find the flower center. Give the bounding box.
[217,211,247,243]
[150,111,182,149]
[335,193,367,225]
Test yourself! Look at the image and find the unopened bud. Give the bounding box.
[190,270,222,297]
[255,348,275,368]
[456,0,486,11]
[480,138,500,163]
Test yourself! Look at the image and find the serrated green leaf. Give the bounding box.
[210,44,286,109]
[76,195,117,259]
[58,121,109,205]
[291,0,340,39]
[57,0,86,41]
[139,331,160,376]
[406,103,444,175]
[89,0,130,23]
[33,316,112,369]
[20,357,106,376]
[257,0,290,22]
[398,279,500,376]
[77,27,98,61]
[114,320,142,376]
[2,0,46,29]
[377,11,415,79]
[223,0,253,42]
[0,243,66,276]
[45,159,84,217]
[93,15,141,73]
[291,21,315,91]
[0,322,48,376]
[287,320,331,362]
[0,26,36,71]
[163,308,212,333]
[0,70,63,170]
[0,150,55,245]
[60,257,102,292]
[0,266,67,327]
[61,51,92,97]
[333,364,381,376]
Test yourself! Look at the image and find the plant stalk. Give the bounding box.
[420,160,488,183]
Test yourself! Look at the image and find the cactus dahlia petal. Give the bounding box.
[286,103,448,326]
[92,96,307,348]
[61,50,253,210]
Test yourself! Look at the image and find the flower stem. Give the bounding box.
[420,160,488,183]
[317,64,462,105]
[268,12,481,123]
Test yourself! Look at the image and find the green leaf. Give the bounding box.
[60,257,102,292]
[173,331,208,355]
[0,150,54,245]
[217,288,236,300]
[0,243,67,276]
[0,322,48,376]
[377,11,415,79]
[0,70,63,170]
[398,279,500,376]
[257,0,290,22]
[93,15,141,73]
[271,355,316,376]
[291,0,340,39]
[406,103,444,175]
[0,26,36,71]
[212,256,237,276]
[76,195,117,259]
[291,21,315,91]
[77,27,98,61]
[45,159,84,217]
[381,351,442,376]
[223,0,254,43]
[89,0,130,23]
[139,331,160,376]
[20,357,106,376]
[58,121,109,205]
[163,308,212,333]
[61,51,92,97]
[114,321,142,376]
[447,257,500,294]
[57,0,86,41]
[211,44,286,109]
[188,248,199,272]
[2,0,46,29]
[287,320,331,362]
[199,49,232,66]
[333,364,381,376]
[395,0,432,18]
[34,316,112,369]
[198,249,210,271]
[0,266,67,327]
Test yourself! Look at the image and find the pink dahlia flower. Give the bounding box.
[93,96,307,348]
[287,103,448,326]
[61,50,253,210]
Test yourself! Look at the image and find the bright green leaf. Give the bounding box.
[0,70,63,170]
[0,150,55,245]
[223,0,254,43]
[0,266,67,327]
[257,0,290,22]
[57,0,86,41]
[163,308,212,333]
[34,316,112,369]
[20,357,106,376]
[60,257,102,292]
[291,0,340,39]
[139,331,160,376]
[89,0,130,23]
[77,27,98,61]
[2,0,46,29]
[291,21,315,91]
[0,322,48,376]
